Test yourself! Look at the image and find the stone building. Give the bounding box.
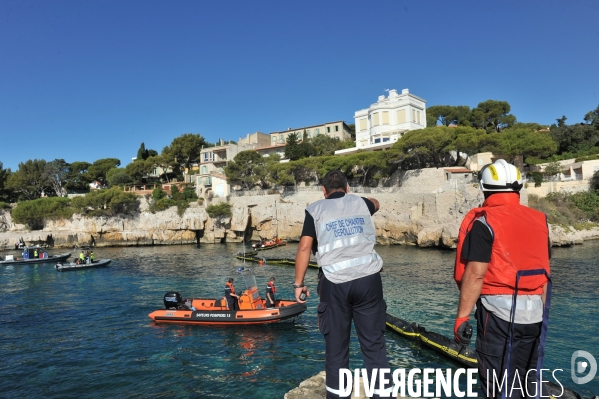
[269,121,352,146]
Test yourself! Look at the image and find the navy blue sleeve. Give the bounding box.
[300,210,318,254]
[461,220,494,263]
[300,210,316,239]
[361,197,376,215]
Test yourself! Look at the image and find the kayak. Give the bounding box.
[55,258,112,271]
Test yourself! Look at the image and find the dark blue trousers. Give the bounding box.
[318,272,391,399]
[475,300,541,399]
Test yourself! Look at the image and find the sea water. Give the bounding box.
[0,241,597,398]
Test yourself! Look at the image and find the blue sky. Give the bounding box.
[1,0,598,171]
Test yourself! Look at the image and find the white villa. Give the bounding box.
[336,88,426,155]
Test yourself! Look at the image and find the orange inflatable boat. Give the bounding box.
[148,269,307,326]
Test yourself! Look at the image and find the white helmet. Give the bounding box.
[478,159,523,192]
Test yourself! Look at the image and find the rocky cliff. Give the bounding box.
[1,168,598,249]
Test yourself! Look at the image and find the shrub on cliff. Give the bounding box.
[529,192,599,229]
[152,187,167,201]
[591,170,599,192]
[206,202,232,218]
[12,197,74,230]
[71,187,139,217]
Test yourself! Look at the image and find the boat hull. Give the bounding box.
[149,299,307,326]
[0,253,71,266]
[55,259,112,271]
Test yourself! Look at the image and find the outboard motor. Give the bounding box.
[164,291,183,309]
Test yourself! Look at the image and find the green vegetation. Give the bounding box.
[149,185,198,216]
[206,202,232,218]
[529,191,599,230]
[12,197,74,230]
[70,187,139,217]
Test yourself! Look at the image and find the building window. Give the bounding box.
[279,135,284,143]
[382,111,389,125]
[327,126,331,133]
[359,119,367,131]
[203,152,213,162]
[397,109,406,123]
[307,132,311,138]
[335,125,339,132]
[306,129,310,135]
[315,128,320,135]
[374,138,381,143]
[201,166,208,174]
[373,113,379,126]
[412,109,421,124]
[272,136,276,142]
[383,137,390,142]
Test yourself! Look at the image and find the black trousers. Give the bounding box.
[475,300,542,399]
[225,296,238,311]
[318,272,390,399]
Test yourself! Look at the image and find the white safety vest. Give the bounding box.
[306,194,383,284]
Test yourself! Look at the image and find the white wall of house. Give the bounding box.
[354,89,426,148]
[532,158,599,181]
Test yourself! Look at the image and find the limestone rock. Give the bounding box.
[1,167,598,249]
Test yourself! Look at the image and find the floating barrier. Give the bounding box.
[385,313,583,399]
[236,252,318,268]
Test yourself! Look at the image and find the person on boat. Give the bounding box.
[453,159,550,399]
[294,170,391,399]
[224,278,239,310]
[265,277,276,308]
[33,248,38,259]
[90,251,95,263]
[79,251,85,264]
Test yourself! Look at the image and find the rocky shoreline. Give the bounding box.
[1,169,598,250]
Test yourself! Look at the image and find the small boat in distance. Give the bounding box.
[148,268,307,325]
[252,237,286,251]
[0,246,71,266]
[55,258,112,271]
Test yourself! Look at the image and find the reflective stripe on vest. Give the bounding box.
[307,194,382,283]
[321,253,381,274]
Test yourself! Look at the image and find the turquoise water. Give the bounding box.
[0,241,597,398]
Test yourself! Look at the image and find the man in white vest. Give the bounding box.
[294,170,391,399]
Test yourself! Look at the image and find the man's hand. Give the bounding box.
[295,287,309,303]
[454,317,472,345]
[367,197,380,212]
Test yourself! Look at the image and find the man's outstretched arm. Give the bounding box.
[294,236,313,302]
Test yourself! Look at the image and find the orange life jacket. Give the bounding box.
[267,281,276,294]
[454,193,550,295]
[225,282,236,294]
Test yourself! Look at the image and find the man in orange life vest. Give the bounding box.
[265,277,276,308]
[224,278,239,310]
[454,160,550,399]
